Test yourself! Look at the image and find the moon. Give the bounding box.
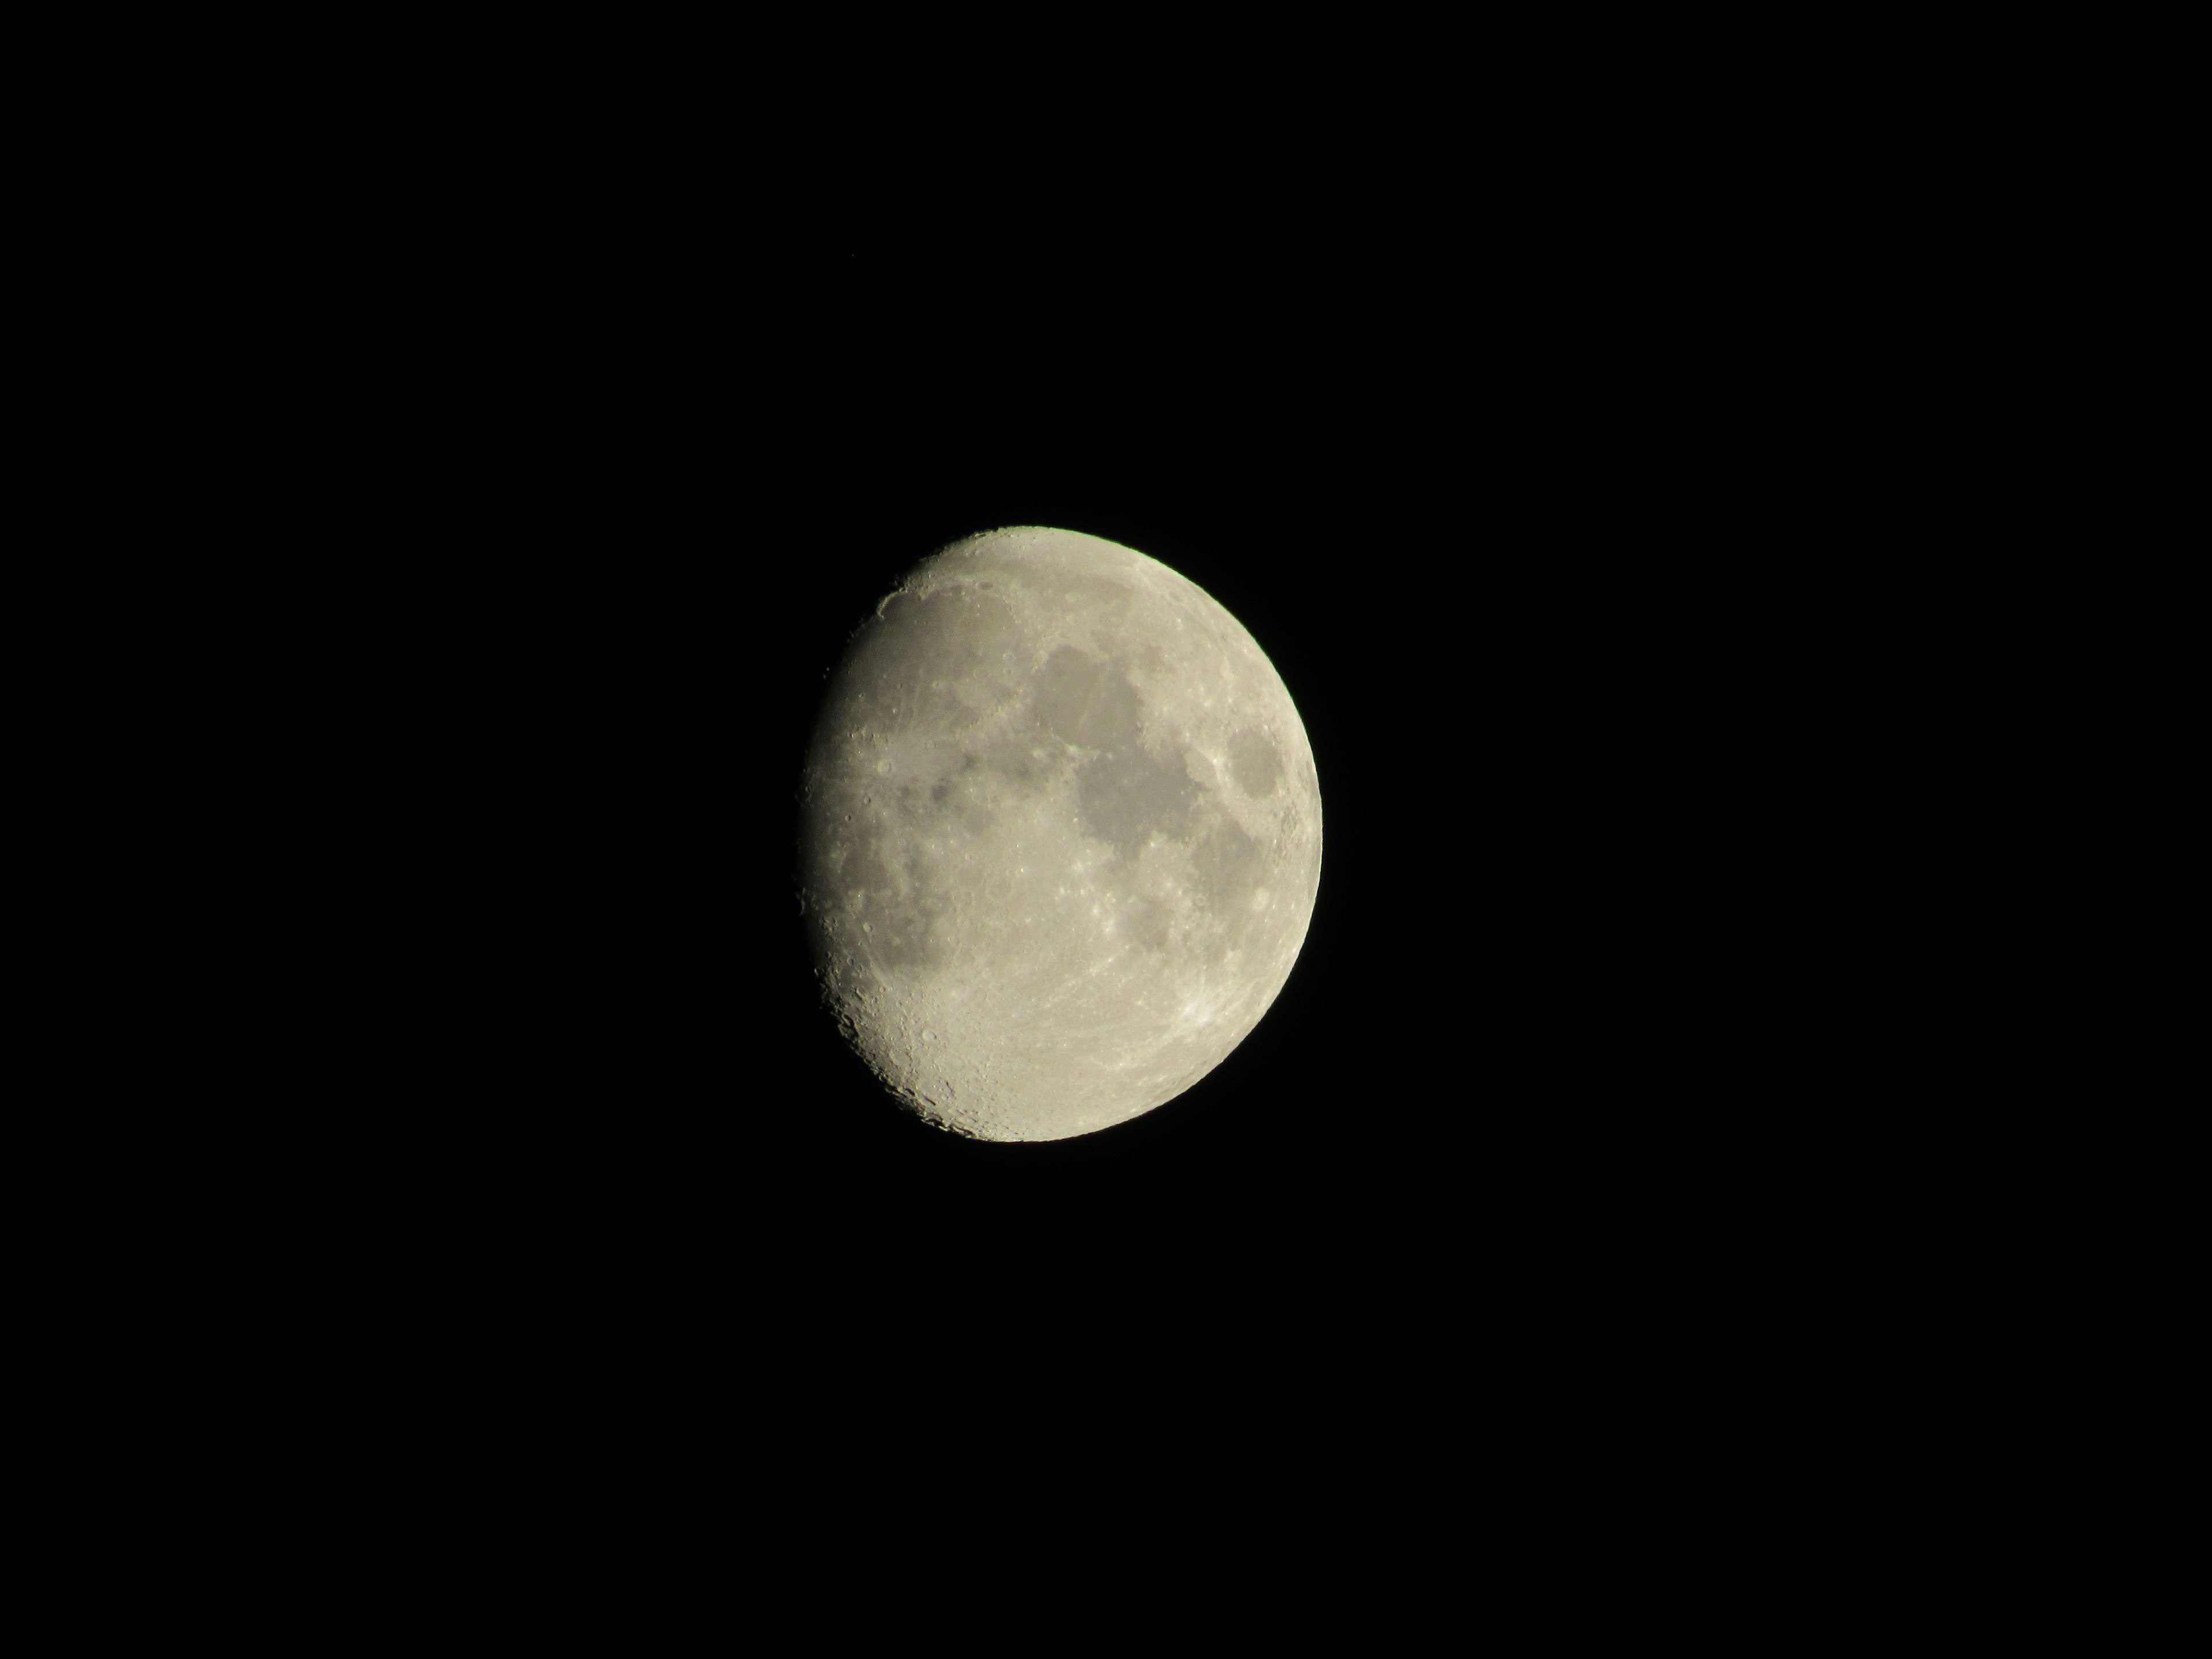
[796,527,1322,1141]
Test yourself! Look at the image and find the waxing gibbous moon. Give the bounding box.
[797,527,1322,1142]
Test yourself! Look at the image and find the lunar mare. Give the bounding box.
[797,527,1321,1142]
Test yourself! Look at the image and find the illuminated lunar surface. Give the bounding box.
[797,527,1321,1141]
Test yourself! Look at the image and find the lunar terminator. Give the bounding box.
[798,527,1321,1141]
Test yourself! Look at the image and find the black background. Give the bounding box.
[392,225,1856,1342]
[119,36,2017,1601]
[314,156,1899,1406]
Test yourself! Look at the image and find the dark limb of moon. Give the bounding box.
[797,527,1323,1142]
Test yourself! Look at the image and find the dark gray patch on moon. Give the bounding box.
[1034,645,1141,749]
[1076,744,1201,861]
[1033,644,1200,860]
[1120,895,1172,952]
[1191,819,1266,960]
[823,831,946,972]
[1228,728,1282,798]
